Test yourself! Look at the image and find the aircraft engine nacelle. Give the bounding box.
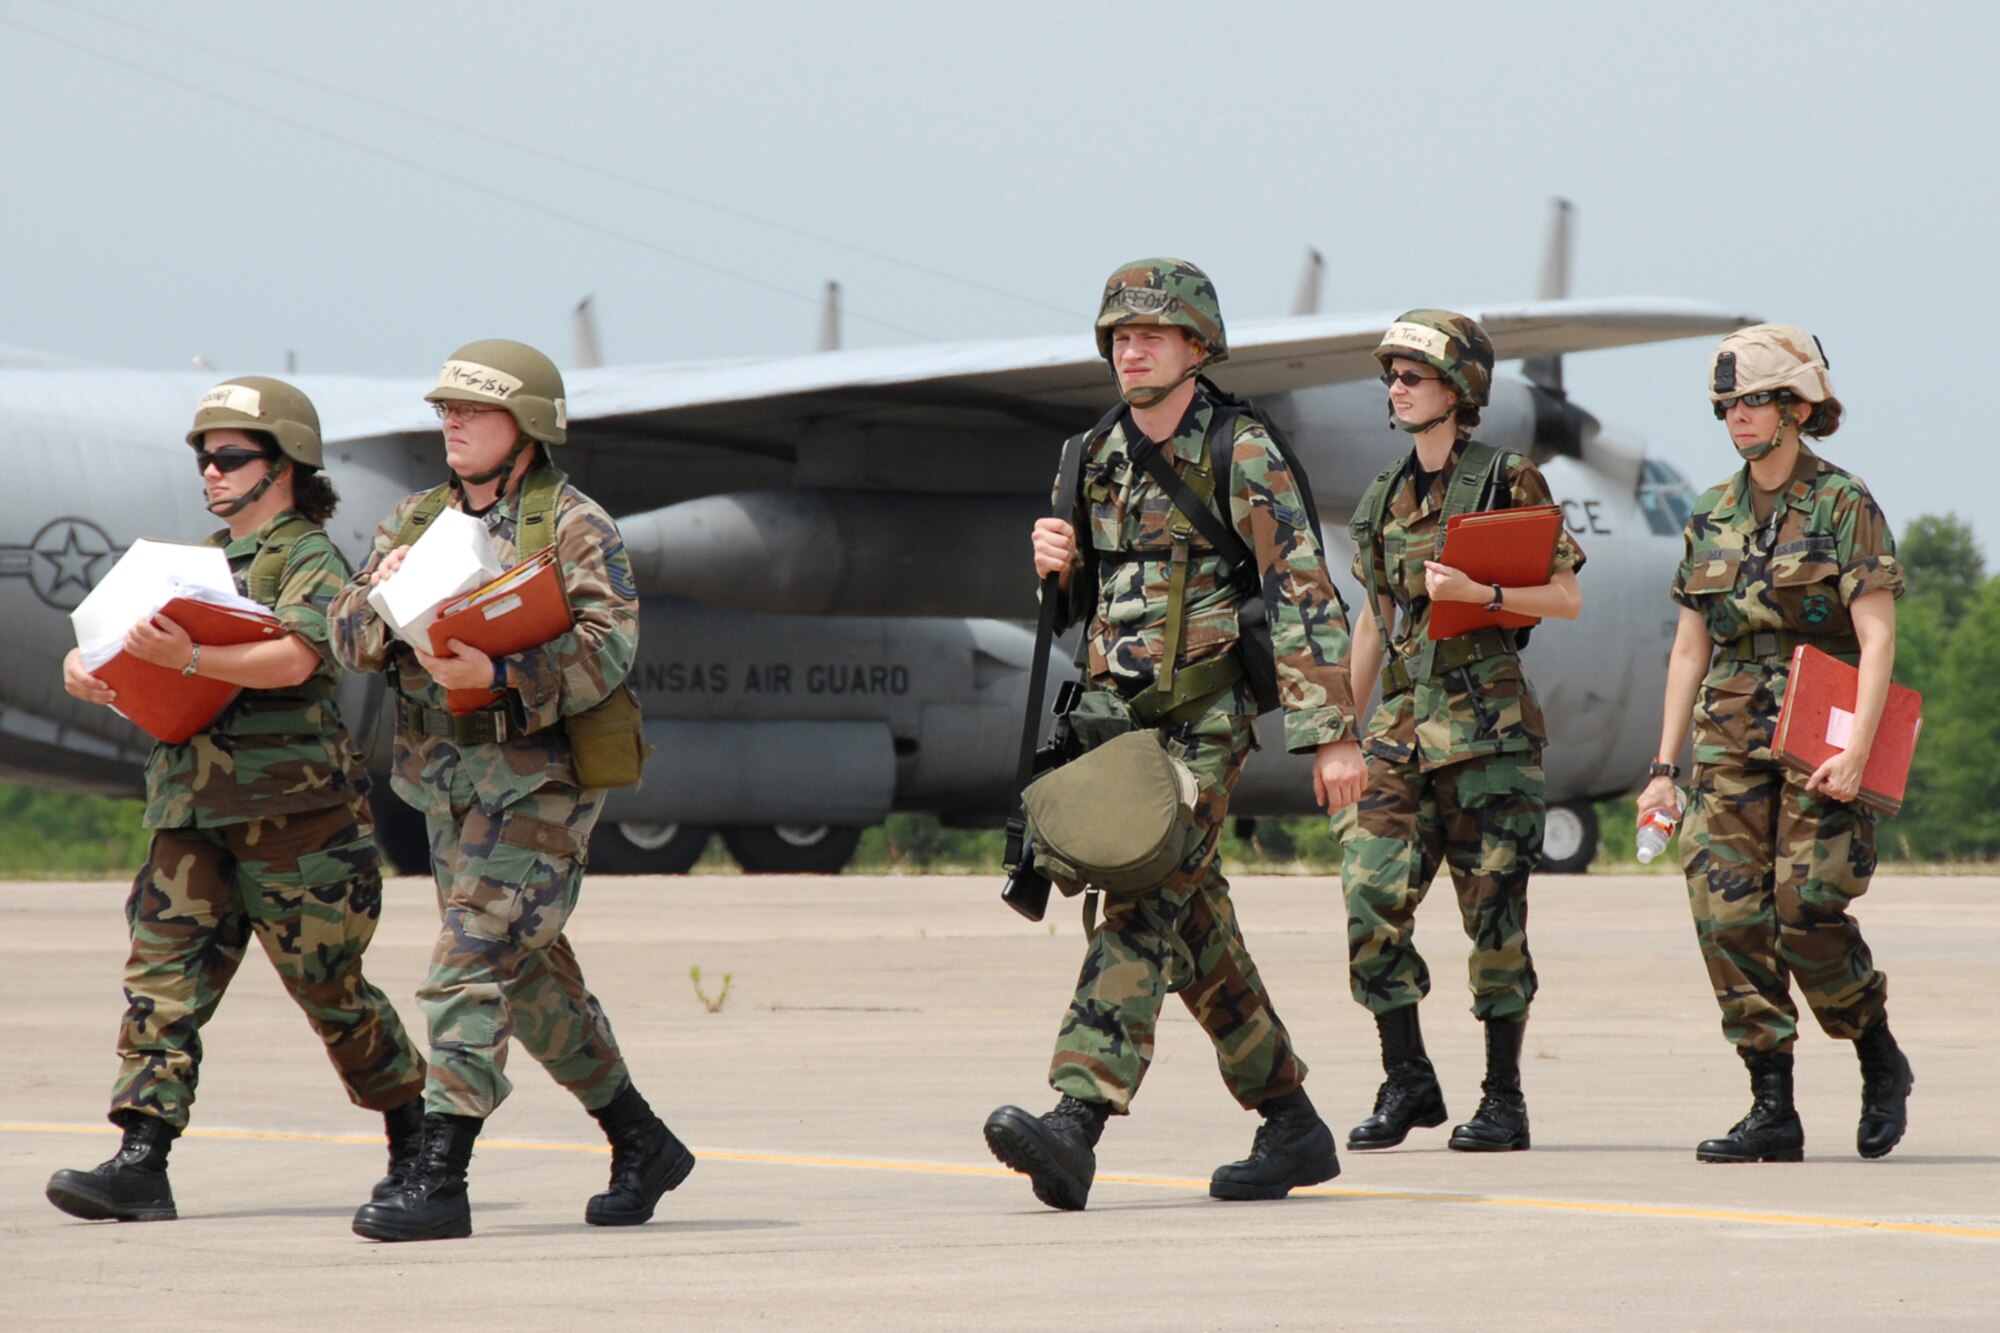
[620,489,1043,619]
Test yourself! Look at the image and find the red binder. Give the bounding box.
[90,599,287,744]
[426,549,572,715]
[1426,505,1565,641]
[1773,643,1923,815]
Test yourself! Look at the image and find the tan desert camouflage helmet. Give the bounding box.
[425,338,568,446]
[1708,324,1835,418]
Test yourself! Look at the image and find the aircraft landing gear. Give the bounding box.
[590,821,713,875]
[722,823,862,875]
[1539,801,1599,875]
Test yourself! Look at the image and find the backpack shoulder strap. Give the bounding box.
[1351,456,1410,663]
[390,483,456,551]
[516,464,569,559]
[246,513,327,607]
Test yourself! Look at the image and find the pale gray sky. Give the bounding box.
[5,1,1994,552]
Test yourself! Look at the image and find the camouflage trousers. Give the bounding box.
[111,799,426,1131]
[418,773,628,1119]
[1048,707,1307,1114]
[1342,750,1543,1021]
[1682,764,1886,1054]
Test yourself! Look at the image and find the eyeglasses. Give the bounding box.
[1711,390,1791,418]
[432,402,504,423]
[1380,370,1442,388]
[194,448,274,475]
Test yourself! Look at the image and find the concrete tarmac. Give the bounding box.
[3,872,1996,1331]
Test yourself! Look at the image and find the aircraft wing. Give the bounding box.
[325,297,1752,450]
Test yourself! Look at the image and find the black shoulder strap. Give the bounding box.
[1132,438,1256,599]
[1198,374,1327,551]
[1004,428,1093,874]
[1015,428,1094,793]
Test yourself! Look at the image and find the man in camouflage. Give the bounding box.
[1637,324,1912,1162]
[1341,311,1585,1155]
[332,340,691,1241]
[47,378,427,1224]
[984,259,1366,1210]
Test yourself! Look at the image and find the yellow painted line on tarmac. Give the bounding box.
[9,1122,1996,1241]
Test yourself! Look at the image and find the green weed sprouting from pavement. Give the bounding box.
[689,965,734,1013]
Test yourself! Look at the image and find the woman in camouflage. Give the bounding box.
[1637,325,1912,1163]
[47,379,427,1223]
[1340,312,1585,1155]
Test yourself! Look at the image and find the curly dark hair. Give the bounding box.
[1455,402,1482,436]
[290,466,339,523]
[1801,397,1843,439]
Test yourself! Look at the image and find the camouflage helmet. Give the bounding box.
[185,375,322,467]
[424,338,567,445]
[1708,323,1834,410]
[1375,310,1496,408]
[1094,258,1228,364]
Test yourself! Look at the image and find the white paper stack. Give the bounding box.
[70,540,270,668]
[366,507,506,655]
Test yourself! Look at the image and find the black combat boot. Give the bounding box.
[1448,1016,1531,1152]
[1696,1051,1804,1163]
[1855,1020,1913,1160]
[370,1097,427,1203]
[45,1111,179,1222]
[351,1112,482,1241]
[983,1095,1110,1212]
[584,1082,696,1226]
[1211,1087,1341,1200]
[1349,1005,1449,1150]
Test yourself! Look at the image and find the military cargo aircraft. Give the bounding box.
[1,215,1745,875]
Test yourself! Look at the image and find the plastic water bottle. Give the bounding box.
[1635,792,1685,864]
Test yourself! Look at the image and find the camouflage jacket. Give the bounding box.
[144,509,368,829]
[1351,441,1586,771]
[1053,395,1356,753]
[330,475,639,817]
[1671,444,1902,769]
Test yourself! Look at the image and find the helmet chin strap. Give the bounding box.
[1389,403,1456,436]
[206,457,288,517]
[1115,359,1201,409]
[1734,406,1792,462]
[456,431,533,488]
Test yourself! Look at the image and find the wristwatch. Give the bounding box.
[491,657,509,690]
[1648,760,1681,779]
[1482,583,1504,612]
[182,644,201,678]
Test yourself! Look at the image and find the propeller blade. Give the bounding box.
[1521,198,1574,395]
[818,280,842,352]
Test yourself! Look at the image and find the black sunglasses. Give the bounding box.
[1711,390,1793,419]
[194,448,275,475]
[1380,370,1442,388]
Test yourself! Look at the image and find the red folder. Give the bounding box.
[1773,643,1923,815]
[426,549,572,715]
[90,599,287,744]
[1427,505,1565,641]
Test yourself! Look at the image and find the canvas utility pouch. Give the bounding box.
[1021,729,1200,897]
[564,683,653,790]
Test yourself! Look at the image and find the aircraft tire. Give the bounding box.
[369,791,434,877]
[1539,801,1598,875]
[591,821,713,875]
[722,823,862,875]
